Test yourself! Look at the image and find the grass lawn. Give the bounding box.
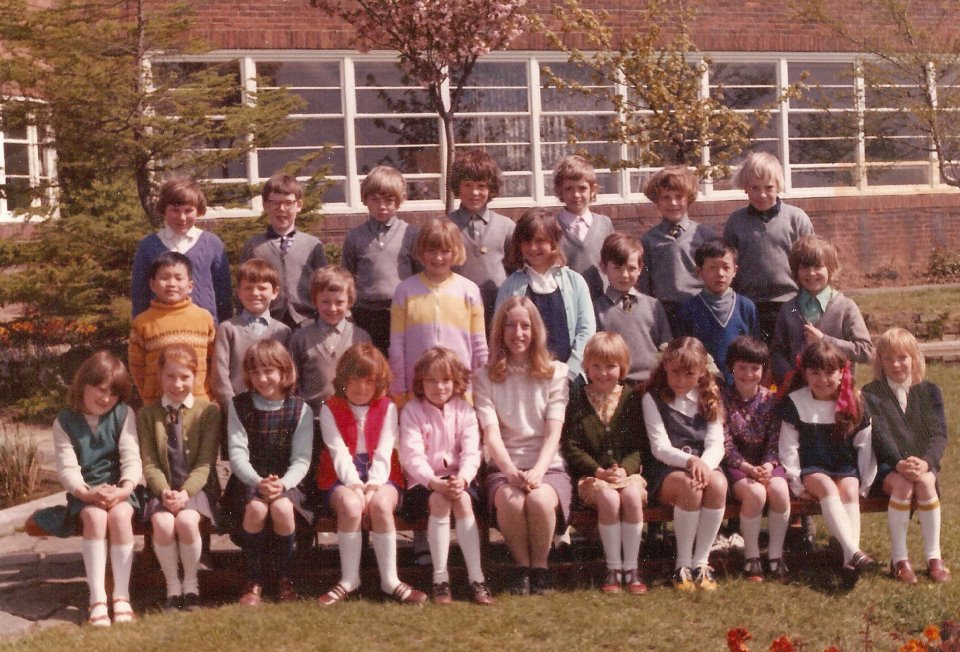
[3,365,960,651]
[851,286,960,319]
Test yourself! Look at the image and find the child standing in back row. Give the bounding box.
[554,155,615,301]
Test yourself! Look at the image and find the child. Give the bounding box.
[863,328,950,583]
[638,165,718,334]
[240,173,328,329]
[31,352,141,626]
[595,233,672,386]
[771,235,874,384]
[561,332,648,594]
[553,155,615,301]
[778,340,877,579]
[447,148,516,327]
[131,177,232,323]
[398,347,494,605]
[137,344,221,612]
[474,296,572,595]
[341,165,419,356]
[641,337,727,591]
[225,339,314,605]
[289,265,372,417]
[677,239,759,385]
[212,258,292,407]
[721,336,790,582]
[496,207,596,381]
[724,153,814,343]
[316,343,427,605]
[390,217,488,403]
[129,251,216,404]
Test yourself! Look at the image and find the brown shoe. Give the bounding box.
[239,582,262,607]
[890,560,918,585]
[317,582,355,607]
[389,582,427,605]
[601,569,622,594]
[277,578,300,603]
[928,558,951,583]
[470,581,495,606]
[432,582,453,605]
[850,551,877,571]
[622,569,648,595]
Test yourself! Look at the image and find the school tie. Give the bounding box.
[572,216,588,241]
[376,222,390,247]
[165,405,183,451]
[279,233,292,254]
[469,214,485,241]
[619,294,633,313]
[667,224,683,239]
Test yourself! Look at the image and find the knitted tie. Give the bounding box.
[619,294,633,313]
[279,233,292,254]
[667,224,682,238]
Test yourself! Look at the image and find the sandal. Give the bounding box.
[317,583,355,607]
[744,557,764,582]
[389,582,427,605]
[622,569,648,595]
[87,601,110,627]
[111,598,136,624]
[601,569,622,594]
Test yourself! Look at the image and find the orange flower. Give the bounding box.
[769,636,796,652]
[898,640,925,652]
[823,647,843,652]
[727,628,752,652]
[924,625,941,642]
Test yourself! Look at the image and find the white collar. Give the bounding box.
[525,264,560,293]
[161,393,195,410]
[557,208,593,227]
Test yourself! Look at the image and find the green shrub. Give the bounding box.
[0,423,40,507]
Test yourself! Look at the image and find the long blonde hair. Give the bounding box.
[486,296,555,383]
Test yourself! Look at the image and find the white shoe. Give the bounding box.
[710,534,729,553]
[727,533,745,551]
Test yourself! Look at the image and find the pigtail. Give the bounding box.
[833,362,863,439]
[697,371,722,423]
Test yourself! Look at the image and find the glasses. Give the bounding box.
[267,199,299,210]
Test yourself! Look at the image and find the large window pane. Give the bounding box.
[258,61,340,88]
[2,143,29,176]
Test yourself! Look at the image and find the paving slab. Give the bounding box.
[0,611,34,638]
[0,582,80,621]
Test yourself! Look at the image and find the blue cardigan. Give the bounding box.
[677,292,759,384]
[495,266,596,381]
[131,231,233,324]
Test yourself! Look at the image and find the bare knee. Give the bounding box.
[151,512,176,543]
[269,499,296,534]
[428,491,452,518]
[242,500,269,532]
[916,472,938,501]
[594,488,621,522]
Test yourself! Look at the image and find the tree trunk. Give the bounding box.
[442,111,456,213]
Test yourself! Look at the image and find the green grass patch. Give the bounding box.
[851,286,960,319]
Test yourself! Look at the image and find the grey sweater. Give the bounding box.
[559,212,614,301]
[596,288,673,382]
[449,206,515,325]
[241,230,328,326]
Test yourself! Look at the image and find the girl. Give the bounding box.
[561,332,648,594]
[398,347,494,605]
[32,351,141,626]
[863,328,950,584]
[389,216,488,403]
[137,344,221,611]
[721,336,791,582]
[771,234,874,383]
[641,337,727,591]
[495,207,596,381]
[778,340,877,579]
[474,296,572,596]
[316,343,427,605]
[225,339,313,606]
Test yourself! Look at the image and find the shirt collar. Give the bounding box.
[161,393,195,410]
[369,216,396,232]
[240,309,271,325]
[800,286,835,312]
[456,206,489,223]
[524,264,561,293]
[319,318,345,335]
[746,197,782,221]
[160,225,202,245]
[660,216,691,232]
[266,225,296,239]
[604,285,640,303]
[886,377,911,396]
[557,208,593,228]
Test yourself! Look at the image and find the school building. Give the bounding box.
[3,0,959,283]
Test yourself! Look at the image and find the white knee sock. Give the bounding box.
[887,498,912,563]
[673,507,699,569]
[740,514,762,560]
[692,507,725,567]
[819,495,857,563]
[178,538,203,595]
[336,531,362,592]
[767,509,790,561]
[153,541,182,597]
[427,515,451,583]
[843,501,861,548]
[621,520,644,572]
[109,542,135,601]
[918,498,943,561]
[598,522,623,571]
[454,512,485,584]
[82,539,108,604]
[370,530,400,593]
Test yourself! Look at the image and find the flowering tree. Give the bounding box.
[314,0,528,211]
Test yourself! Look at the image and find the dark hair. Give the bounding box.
[782,340,863,439]
[600,232,643,267]
[725,336,769,371]
[334,343,392,401]
[236,258,280,289]
[242,339,298,398]
[156,177,207,215]
[509,207,565,269]
[412,347,469,402]
[149,251,193,280]
[261,173,303,202]
[694,238,738,267]
[450,148,502,198]
[66,351,131,412]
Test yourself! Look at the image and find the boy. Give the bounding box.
[595,233,672,385]
[447,149,515,328]
[554,155,615,301]
[639,166,717,334]
[676,239,760,385]
[211,258,293,406]
[240,174,328,330]
[288,266,371,416]
[129,251,217,404]
[724,153,814,343]
[131,177,233,324]
[341,165,419,355]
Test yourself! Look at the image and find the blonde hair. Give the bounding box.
[487,296,555,383]
[334,343,392,401]
[647,337,721,422]
[789,234,840,284]
[509,207,566,269]
[732,152,784,193]
[66,351,131,413]
[242,339,298,398]
[553,154,598,201]
[159,343,198,374]
[412,217,467,267]
[310,265,356,306]
[360,165,406,203]
[643,166,699,204]
[412,347,469,402]
[874,327,925,385]
[583,332,631,382]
